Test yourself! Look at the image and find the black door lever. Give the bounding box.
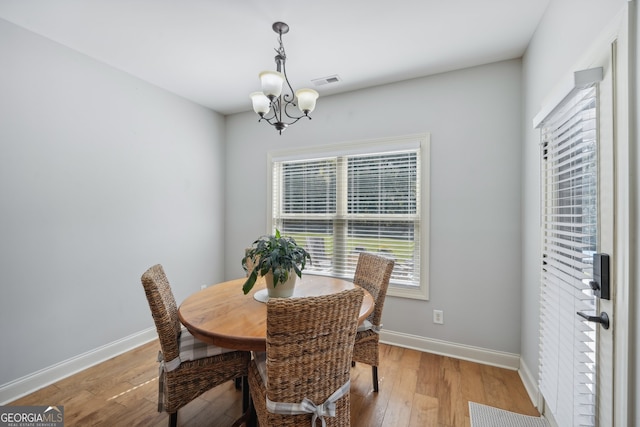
[577,311,610,329]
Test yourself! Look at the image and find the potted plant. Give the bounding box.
[241,229,311,297]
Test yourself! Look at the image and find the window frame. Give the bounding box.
[266,133,430,300]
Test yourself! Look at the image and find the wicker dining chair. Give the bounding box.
[248,288,364,427]
[141,264,251,427]
[351,252,395,392]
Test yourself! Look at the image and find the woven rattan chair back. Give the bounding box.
[352,252,395,393]
[140,264,251,427]
[249,287,364,426]
[353,252,395,327]
[140,264,181,362]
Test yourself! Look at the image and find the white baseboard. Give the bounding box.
[379,329,521,370]
[518,357,543,411]
[1,328,531,407]
[0,327,157,405]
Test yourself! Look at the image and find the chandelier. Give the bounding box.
[250,22,319,134]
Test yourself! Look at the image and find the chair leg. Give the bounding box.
[230,377,254,427]
[372,366,379,393]
[168,412,177,427]
[247,395,258,427]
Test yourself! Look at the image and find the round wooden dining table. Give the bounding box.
[178,274,374,352]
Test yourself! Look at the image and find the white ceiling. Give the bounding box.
[0,0,550,115]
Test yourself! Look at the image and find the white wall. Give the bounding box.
[225,59,524,355]
[520,0,630,412]
[0,19,226,386]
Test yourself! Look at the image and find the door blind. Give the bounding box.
[539,85,598,427]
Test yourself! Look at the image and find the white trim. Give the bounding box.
[267,133,431,301]
[543,405,560,427]
[533,67,603,129]
[0,327,157,405]
[386,283,428,300]
[269,134,425,162]
[532,9,627,129]
[379,329,520,370]
[518,358,543,411]
[612,6,632,426]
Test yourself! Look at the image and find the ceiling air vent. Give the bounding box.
[312,75,341,87]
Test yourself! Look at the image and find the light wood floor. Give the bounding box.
[10,340,539,426]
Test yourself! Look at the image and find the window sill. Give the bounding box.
[388,284,428,301]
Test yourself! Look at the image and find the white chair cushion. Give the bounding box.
[164,328,235,372]
[157,328,236,412]
[253,351,268,385]
[357,319,372,332]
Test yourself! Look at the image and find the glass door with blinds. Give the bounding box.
[538,60,614,426]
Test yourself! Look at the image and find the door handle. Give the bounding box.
[577,311,610,329]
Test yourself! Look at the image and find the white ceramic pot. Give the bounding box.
[265,270,297,298]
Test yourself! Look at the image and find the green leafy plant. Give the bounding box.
[241,229,311,295]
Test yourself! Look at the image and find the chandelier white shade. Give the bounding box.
[250,92,270,115]
[295,88,319,113]
[259,71,285,98]
[250,22,319,134]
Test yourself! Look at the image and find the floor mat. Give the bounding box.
[469,402,550,427]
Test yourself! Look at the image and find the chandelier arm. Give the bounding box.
[280,61,297,106]
[283,100,308,120]
[272,96,283,125]
[258,113,276,125]
[259,101,278,123]
[265,115,304,130]
[280,60,309,121]
[284,116,306,126]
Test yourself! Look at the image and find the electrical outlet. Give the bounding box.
[433,310,444,325]
[200,284,207,290]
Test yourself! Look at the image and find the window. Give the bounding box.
[268,134,429,300]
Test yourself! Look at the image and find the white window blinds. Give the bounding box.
[539,85,598,427]
[271,141,423,291]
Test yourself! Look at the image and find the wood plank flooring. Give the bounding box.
[9,340,539,426]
